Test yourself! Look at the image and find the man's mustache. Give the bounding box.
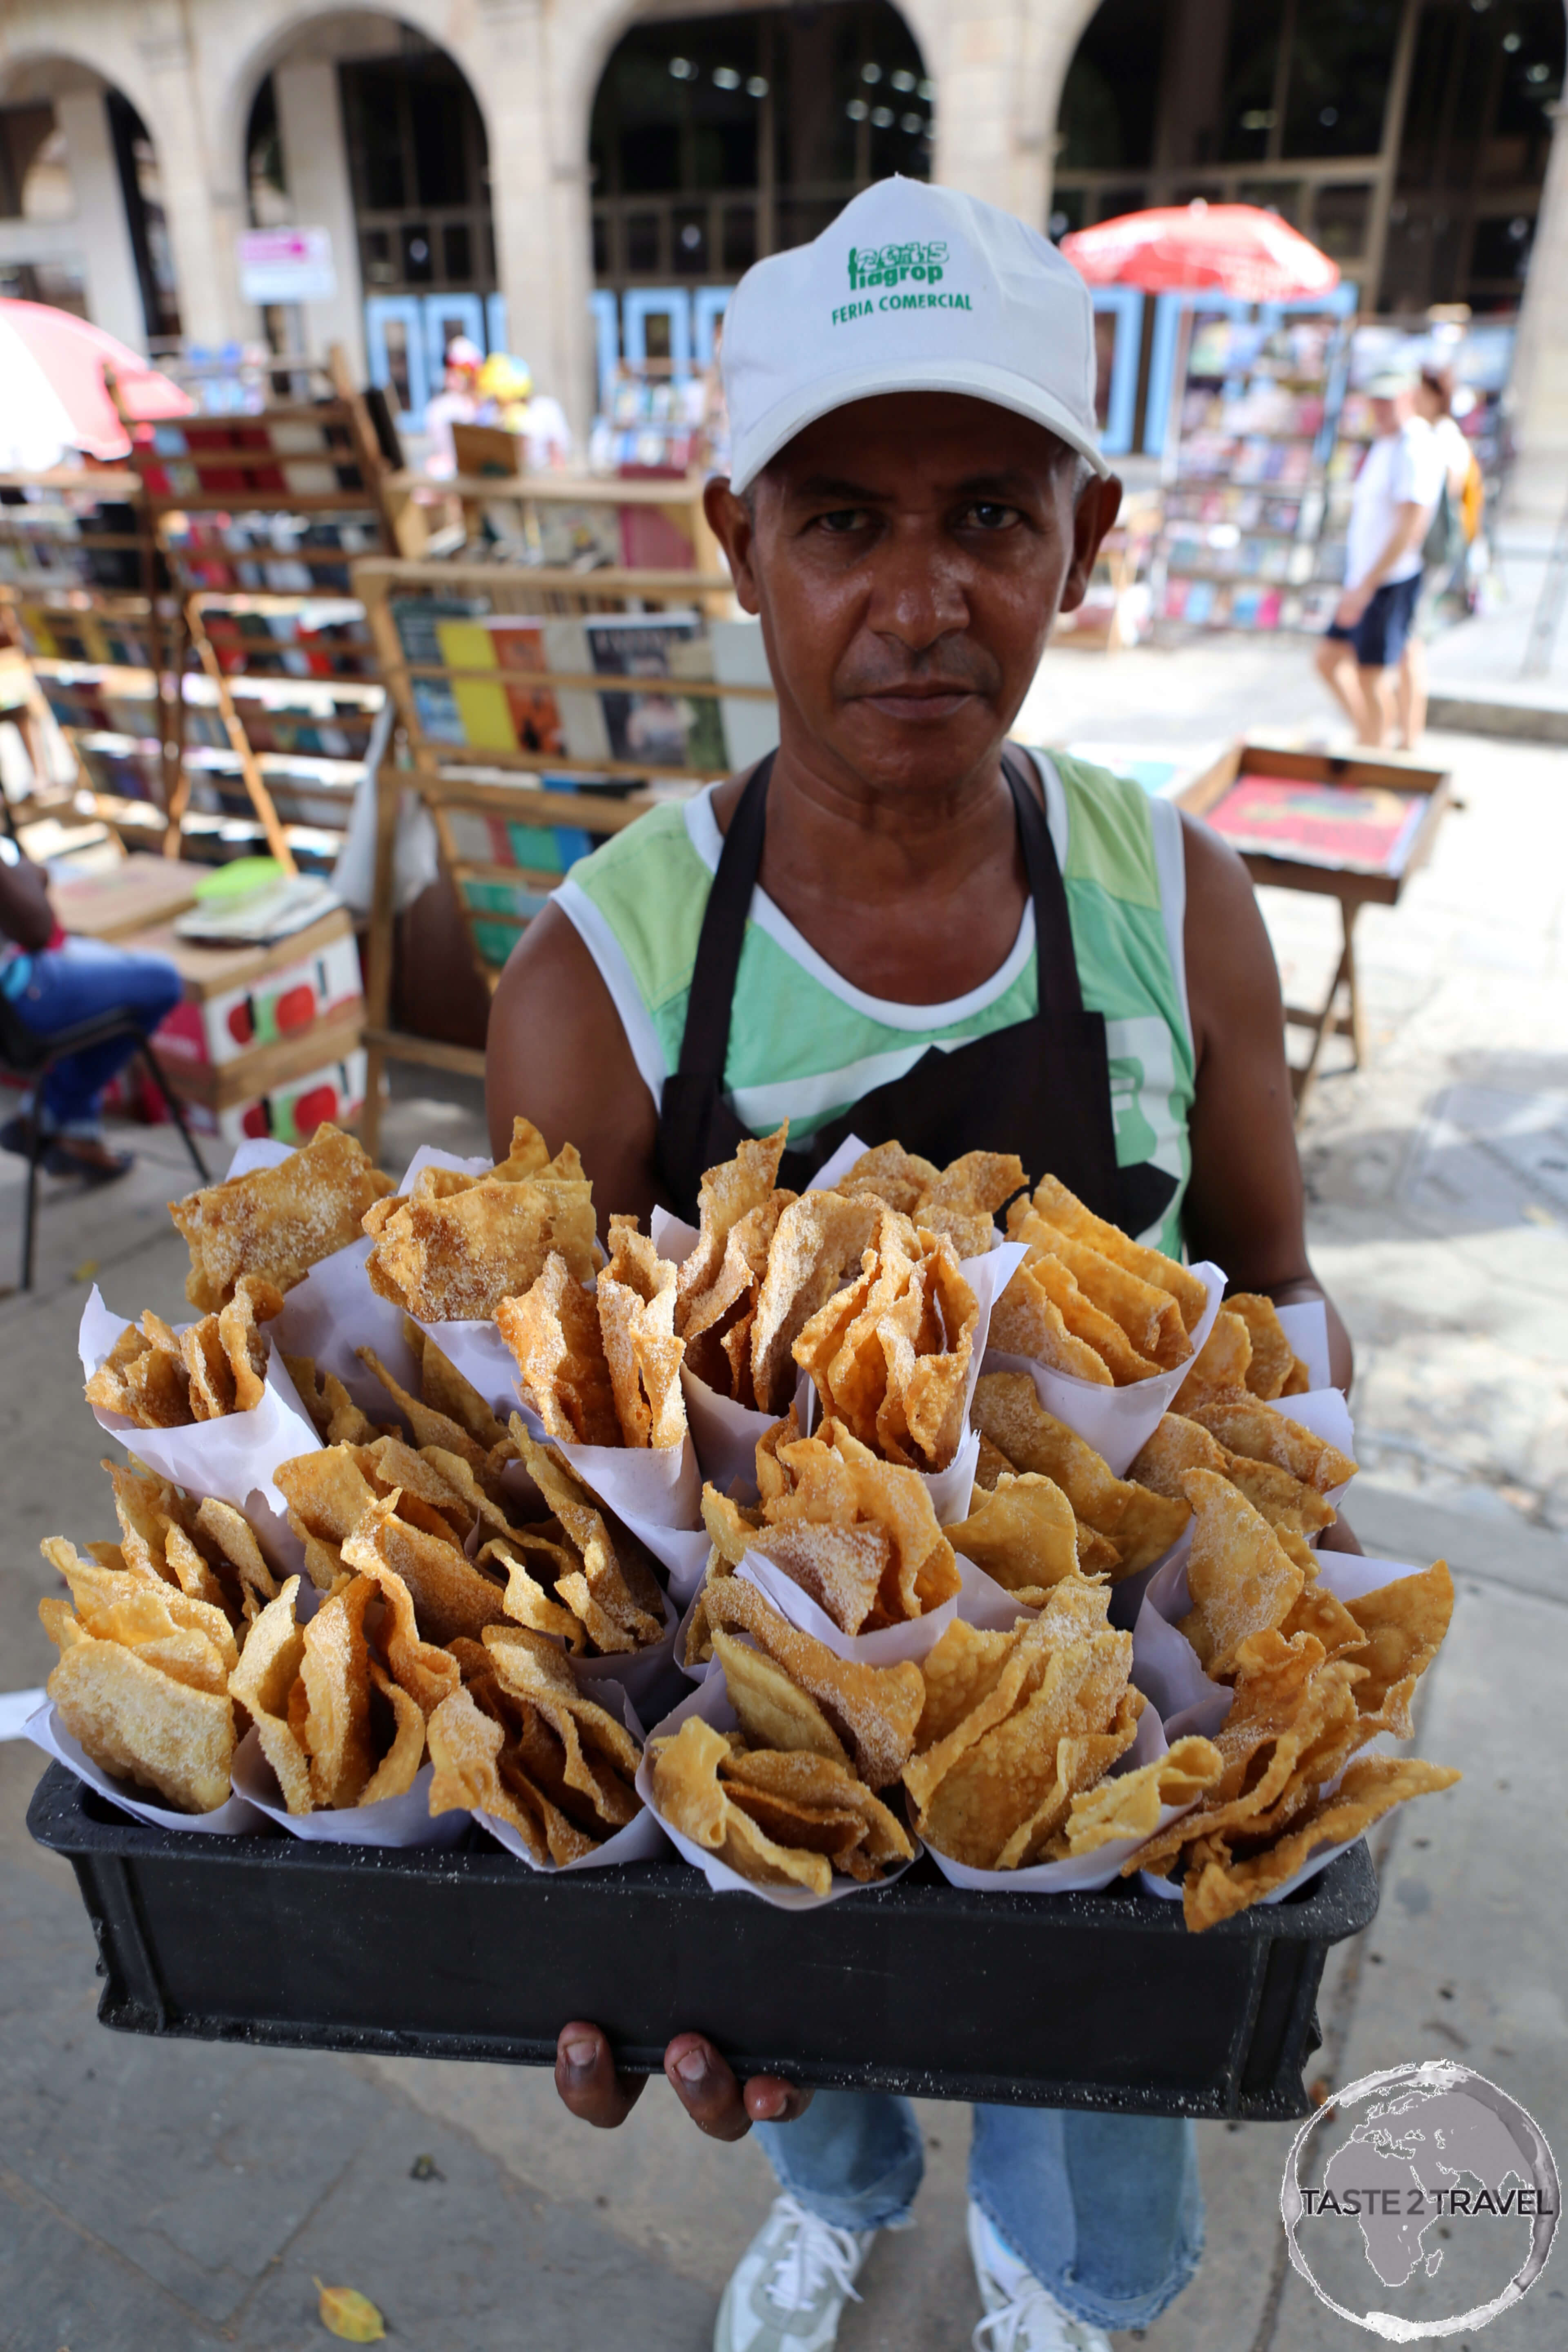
[836,646,1002,699]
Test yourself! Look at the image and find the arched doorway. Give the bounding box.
[0,59,178,350]
[589,1,930,380]
[243,16,499,426]
[1051,0,1566,314]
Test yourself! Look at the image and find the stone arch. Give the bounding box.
[0,39,183,350]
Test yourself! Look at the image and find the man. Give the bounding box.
[1314,371,1443,749]
[1396,366,1478,751]
[0,834,180,1180]
[488,179,1354,2352]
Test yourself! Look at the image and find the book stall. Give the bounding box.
[0,464,184,855]
[112,350,397,878]
[352,551,777,1147]
[1153,304,1353,639]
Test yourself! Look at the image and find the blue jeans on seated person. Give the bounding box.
[5,938,183,1135]
[757,2094,1203,2334]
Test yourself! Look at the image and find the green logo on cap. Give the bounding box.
[847,240,947,291]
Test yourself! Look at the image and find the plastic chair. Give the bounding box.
[0,997,209,1290]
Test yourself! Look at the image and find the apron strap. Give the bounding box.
[672,752,775,1087]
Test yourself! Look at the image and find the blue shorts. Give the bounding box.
[1325,572,1422,669]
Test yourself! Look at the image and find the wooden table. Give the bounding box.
[1178,741,1452,1118]
[47,852,205,942]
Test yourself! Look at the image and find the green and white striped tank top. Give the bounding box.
[557,751,1196,1252]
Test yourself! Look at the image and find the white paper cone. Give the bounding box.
[729,1549,1035,1671]
[1276,1300,1332,1392]
[922,1703,1206,1894]
[474,1681,671,1872]
[981,1260,1226,1479]
[81,1289,321,1574]
[26,1700,265,1835]
[223,1138,296,1180]
[662,1178,1025,1513]
[1266,1389,1358,1506]
[274,1236,423,1425]
[634,1673,919,1911]
[230,1725,467,1847]
[1135,1548,1437,1904]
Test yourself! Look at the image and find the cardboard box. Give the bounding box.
[127,909,363,1071]
[185,1045,368,1145]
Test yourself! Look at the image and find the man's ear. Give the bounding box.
[1057,474,1124,615]
[703,478,761,613]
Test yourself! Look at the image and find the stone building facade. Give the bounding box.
[0,0,1563,505]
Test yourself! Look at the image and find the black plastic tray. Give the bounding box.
[29,1762,1377,2118]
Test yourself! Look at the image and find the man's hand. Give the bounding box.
[1334,584,1372,628]
[554,2022,813,2138]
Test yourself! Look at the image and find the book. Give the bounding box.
[436,619,517,751]
[583,612,724,771]
[485,618,566,756]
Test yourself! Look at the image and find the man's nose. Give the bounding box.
[863,532,970,653]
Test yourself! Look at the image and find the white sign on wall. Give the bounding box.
[239,228,337,304]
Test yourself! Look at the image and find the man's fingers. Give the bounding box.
[745,2076,815,2126]
[555,2022,647,2128]
[663,2033,753,2141]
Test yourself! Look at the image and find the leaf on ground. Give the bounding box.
[314,2280,387,2341]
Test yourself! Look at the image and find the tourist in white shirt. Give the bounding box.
[1397,366,1477,748]
[1314,372,1445,748]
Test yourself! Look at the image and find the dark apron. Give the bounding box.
[656,750,1179,1239]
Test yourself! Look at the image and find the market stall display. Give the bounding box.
[30,1113,1459,2111]
[1180,739,1452,1114]
[0,466,183,848]
[352,553,775,1152]
[1154,308,1352,637]
[114,351,398,876]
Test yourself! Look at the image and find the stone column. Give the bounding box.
[272,58,366,379]
[132,18,251,349]
[917,0,1091,229]
[489,0,597,443]
[53,89,147,352]
[1507,100,1568,522]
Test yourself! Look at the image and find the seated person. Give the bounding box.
[0,836,181,1182]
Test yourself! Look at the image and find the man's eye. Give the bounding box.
[815,508,869,534]
[964,502,1020,530]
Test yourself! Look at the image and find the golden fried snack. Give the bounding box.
[170,1123,392,1312]
[969,1374,1189,1575]
[364,1119,595,1321]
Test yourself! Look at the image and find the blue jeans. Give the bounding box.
[758,2096,1203,2334]
[6,939,183,1132]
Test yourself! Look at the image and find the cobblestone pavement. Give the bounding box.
[1,705,1563,2352]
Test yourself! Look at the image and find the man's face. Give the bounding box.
[705,394,1120,798]
[1371,392,1411,436]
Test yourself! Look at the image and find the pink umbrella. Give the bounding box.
[0,299,191,461]
[1061,203,1339,303]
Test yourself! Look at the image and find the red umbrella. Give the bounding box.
[0,299,191,461]
[1061,202,1339,303]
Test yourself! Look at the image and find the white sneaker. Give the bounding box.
[968,2201,1113,2352]
[714,2192,875,2351]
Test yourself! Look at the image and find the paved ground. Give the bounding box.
[2,699,1564,2350]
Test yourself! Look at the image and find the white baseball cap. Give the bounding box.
[722,176,1109,493]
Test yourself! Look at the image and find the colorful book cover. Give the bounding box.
[434,620,517,751]
[485,618,566,756]
[1207,776,1426,875]
[583,614,725,771]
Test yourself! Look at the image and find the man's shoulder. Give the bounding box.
[567,794,704,900]
[1048,750,1162,908]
